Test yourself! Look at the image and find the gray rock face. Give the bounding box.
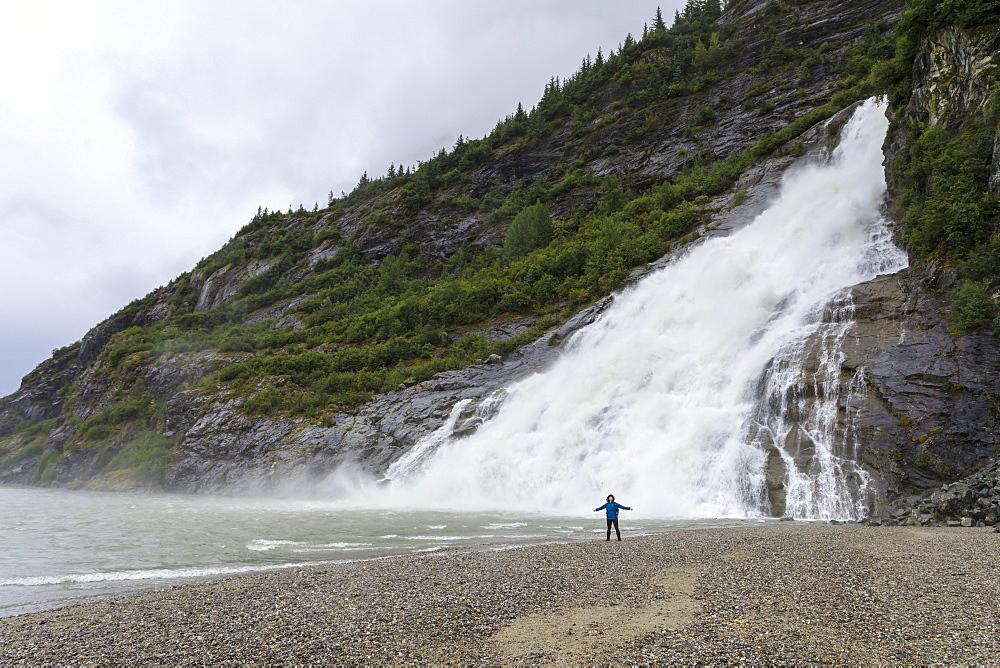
[866,456,1000,527]
[908,27,1000,130]
[140,351,245,401]
[860,24,1000,511]
[192,259,276,312]
[748,262,1000,518]
[0,349,79,433]
[835,270,1000,509]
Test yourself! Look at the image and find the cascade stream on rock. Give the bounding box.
[376,99,909,520]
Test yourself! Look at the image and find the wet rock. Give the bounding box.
[831,269,1000,511]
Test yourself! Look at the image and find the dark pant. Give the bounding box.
[606,518,620,540]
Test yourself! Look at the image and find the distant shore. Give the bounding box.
[1,523,997,664]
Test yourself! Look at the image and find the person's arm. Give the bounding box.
[594,503,606,512]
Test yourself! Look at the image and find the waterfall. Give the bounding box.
[384,391,507,481]
[378,99,908,519]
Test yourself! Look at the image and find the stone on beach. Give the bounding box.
[0,523,997,665]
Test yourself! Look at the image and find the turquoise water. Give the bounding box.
[0,485,759,617]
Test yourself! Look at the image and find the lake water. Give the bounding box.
[0,485,760,617]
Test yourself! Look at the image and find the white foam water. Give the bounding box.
[379,99,908,519]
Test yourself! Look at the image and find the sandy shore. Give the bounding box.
[1,523,997,665]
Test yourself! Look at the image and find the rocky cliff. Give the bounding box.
[5,0,999,519]
[779,20,1000,517]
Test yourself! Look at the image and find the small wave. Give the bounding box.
[481,522,528,529]
[246,539,300,552]
[250,540,377,553]
[425,525,447,530]
[313,542,373,549]
[291,543,382,553]
[403,535,495,541]
[0,561,328,587]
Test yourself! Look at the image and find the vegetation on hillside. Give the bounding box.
[876,0,1000,332]
[126,0,892,411]
[0,0,922,486]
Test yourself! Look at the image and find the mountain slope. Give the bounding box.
[4,0,997,511]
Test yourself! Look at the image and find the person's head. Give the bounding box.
[607,494,615,503]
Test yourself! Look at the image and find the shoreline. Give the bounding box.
[1,523,997,664]
[0,510,759,621]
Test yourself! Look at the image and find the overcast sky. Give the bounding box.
[0,0,681,397]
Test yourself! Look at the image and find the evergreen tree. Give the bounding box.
[542,76,561,103]
[654,7,668,32]
[504,202,552,260]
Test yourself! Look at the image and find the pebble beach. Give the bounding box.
[1,523,997,665]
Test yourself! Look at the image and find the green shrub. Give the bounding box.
[80,423,113,441]
[504,203,553,260]
[102,430,178,484]
[38,449,62,484]
[893,123,997,257]
[13,417,57,438]
[948,280,997,332]
[692,105,717,126]
[960,240,1000,282]
[99,327,165,366]
[76,386,162,443]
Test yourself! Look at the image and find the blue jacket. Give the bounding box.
[595,501,630,519]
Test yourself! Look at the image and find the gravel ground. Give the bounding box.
[0,523,997,665]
